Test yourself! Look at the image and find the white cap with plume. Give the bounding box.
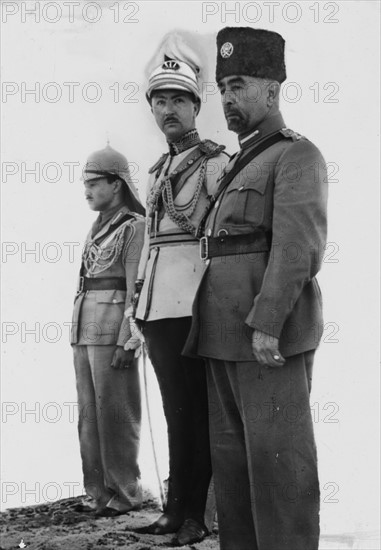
[145,31,206,102]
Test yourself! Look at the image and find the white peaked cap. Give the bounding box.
[145,31,205,102]
[146,59,201,101]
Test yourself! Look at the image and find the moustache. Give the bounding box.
[164,116,179,124]
[224,108,241,118]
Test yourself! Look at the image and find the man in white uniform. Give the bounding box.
[134,56,228,545]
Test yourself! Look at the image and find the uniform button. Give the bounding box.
[188,159,194,165]
[205,259,210,266]
[207,229,212,236]
[214,200,219,209]
[112,299,117,303]
[238,186,244,191]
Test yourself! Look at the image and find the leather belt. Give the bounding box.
[149,232,198,248]
[78,276,126,293]
[200,231,271,260]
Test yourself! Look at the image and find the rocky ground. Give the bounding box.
[0,491,219,550]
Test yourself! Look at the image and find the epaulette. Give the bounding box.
[148,153,169,174]
[110,210,134,226]
[199,139,226,158]
[110,210,144,228]
[280,128,303,141]
[123,212,146,227]
[130,212,145,222]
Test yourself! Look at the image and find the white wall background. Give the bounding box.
[1,1,380,547]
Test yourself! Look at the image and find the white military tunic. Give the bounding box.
[136,145,229,321]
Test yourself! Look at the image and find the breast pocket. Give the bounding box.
[225,170,269,226]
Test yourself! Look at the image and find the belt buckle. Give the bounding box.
[200,236,209,261]
[77,276,84,294]
[217,228,228,240]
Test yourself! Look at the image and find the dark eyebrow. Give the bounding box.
[228,77,246,85]
[218,76,246,89]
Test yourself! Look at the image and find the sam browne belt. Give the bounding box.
[200,230,271,260]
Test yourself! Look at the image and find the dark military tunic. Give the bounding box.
[185,113,328,550]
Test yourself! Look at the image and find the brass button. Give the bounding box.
[207,229,212,237]
[214,201,219,209]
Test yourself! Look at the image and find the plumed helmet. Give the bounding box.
[82,144,145,215]
[145,32,205,104]
[146,58,201,102]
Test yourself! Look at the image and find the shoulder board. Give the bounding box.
[280,128,304,141]
[110,211,135,227]
[118,212,145,226]
[129,212,145,222]
[198,139,226,158]
[148,153,169,174]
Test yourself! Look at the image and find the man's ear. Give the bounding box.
[194,99,201,117]
[113,178,123,194]
[267,82,280,107]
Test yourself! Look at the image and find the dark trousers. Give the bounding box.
[144,317,212,524]
[207,352,320,550]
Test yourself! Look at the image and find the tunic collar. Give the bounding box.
[238,113,286,150]
[91,202,126,238]
[168,129,201,156]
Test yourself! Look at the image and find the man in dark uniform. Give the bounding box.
[71,144,145,517]
[185,27,328,550]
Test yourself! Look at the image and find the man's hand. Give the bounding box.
[251,330,285,368]
[111,346,135,369]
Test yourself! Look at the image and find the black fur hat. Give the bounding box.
[216,27,286,84]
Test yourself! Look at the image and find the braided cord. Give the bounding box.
[82,223,129,275]
[121,222,136,265]
[161,158,208,236]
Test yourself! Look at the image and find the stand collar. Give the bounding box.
[239,113,285,150]
[168,129,201,156]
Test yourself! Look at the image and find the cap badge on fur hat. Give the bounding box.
[220,42,234,58]
[216,27,286,84]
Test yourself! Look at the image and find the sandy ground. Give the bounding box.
[0,491,219,550]
[1,493,380,550]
